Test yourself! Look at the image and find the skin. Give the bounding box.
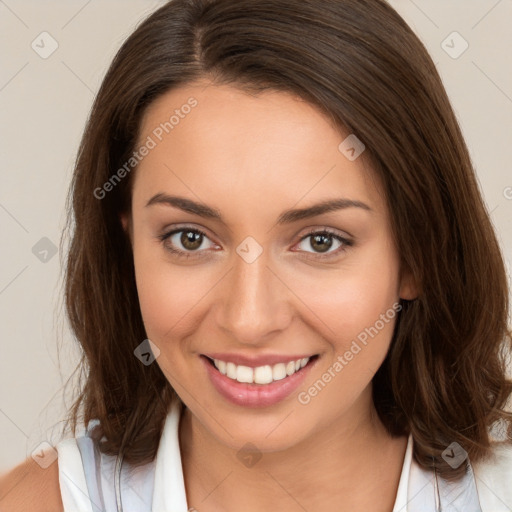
[121,80,418,512]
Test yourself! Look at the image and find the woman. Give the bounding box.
[2,0,511,510]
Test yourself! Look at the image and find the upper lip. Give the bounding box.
[202,353,317,367]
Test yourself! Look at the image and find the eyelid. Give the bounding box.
[297,225,352,240]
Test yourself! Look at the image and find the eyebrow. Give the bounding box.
[145,193,372,224]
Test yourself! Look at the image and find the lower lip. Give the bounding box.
[201,355,318,407]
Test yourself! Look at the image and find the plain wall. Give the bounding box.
[1,0,511,472]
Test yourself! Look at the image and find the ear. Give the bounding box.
[399,267,420,300]
[119,212,133,246]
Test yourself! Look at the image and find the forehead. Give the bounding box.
[131,81,385,219]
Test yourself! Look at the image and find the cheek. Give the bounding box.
[291,241,401,396]
[324,274,399,352]
[296,269,401,417]
[132,241,214,343]
[296,249,399,346]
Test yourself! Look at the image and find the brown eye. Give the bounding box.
[296,229,353,257]
[309,233,334,253]
[158,227,216,258]
[180,230,203,251]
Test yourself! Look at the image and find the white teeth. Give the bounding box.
[236,365,254,383]
[215,359,227,375]
[272,363,287,381]
[254,365,273,384]
[213,357,311,384]
[226,362,237,379]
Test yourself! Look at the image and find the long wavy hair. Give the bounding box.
[60,0,512,479]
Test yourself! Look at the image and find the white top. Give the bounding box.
[55,400,512,512]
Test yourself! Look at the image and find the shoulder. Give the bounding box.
[472,441,512,512]
[0,424,101,512]
[0,447,63,512]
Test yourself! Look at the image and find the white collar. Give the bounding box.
[152,400,189,511]
[393,433,414,511]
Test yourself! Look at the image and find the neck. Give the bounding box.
[179,389,408,512]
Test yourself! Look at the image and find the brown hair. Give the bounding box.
[61,0,512,479]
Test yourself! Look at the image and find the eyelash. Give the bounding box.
[157,226,353,260]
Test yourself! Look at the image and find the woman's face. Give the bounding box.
[122,81,416,452]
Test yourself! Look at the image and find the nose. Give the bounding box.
[215,249,293,346]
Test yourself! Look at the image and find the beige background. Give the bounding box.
[0,0,511,471]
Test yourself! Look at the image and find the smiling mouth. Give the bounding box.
[203,355,319,385]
